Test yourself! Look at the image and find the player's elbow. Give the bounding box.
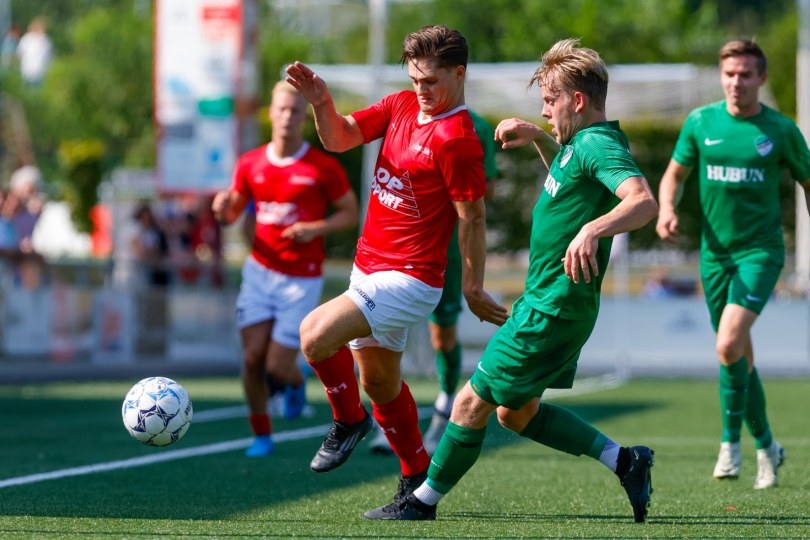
[628,184,659,227]
[640,195,659,225]
[458,204,486,228]
[319,136,346,153]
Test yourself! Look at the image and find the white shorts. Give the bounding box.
[345,265,442,352]
[236,256,324,349]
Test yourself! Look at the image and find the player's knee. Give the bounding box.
[359,372,400,404]
[430,326,457,352]
[496,408,526,433]
[716,339,742,364]
[448,390,491,429]
[299,315,325,361]
[241,349,265,374]
[432,336,457,353]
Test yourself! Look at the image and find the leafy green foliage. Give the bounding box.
[57,139,105,233]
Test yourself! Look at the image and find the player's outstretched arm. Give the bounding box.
[495,117,559,169]
[656,159,691,242]
[285,61,365,152]
[454,198,509,325]
[564,176,658,284]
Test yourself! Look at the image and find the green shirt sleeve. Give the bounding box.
[469,110,499,180]
[580,130,642,194]
[672,110,699,168]
[781,121,810,183]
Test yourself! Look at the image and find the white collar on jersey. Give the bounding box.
[265,141,310,166]
[417,104,468,125]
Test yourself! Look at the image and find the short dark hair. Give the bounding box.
[400,25,468,69]
[719,39,767,75]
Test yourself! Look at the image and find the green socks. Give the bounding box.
[745,367,773,449]
[435,343,462,396]
[427,421,486,494]
[520,402,603,458]
[719,359,749,443]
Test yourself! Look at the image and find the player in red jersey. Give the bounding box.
[285,24,508,511]
[212,81,358,458]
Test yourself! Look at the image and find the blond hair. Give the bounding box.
[530,38,609,111]
[272,80,300,97]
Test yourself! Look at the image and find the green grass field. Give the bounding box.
[1,375,808,539]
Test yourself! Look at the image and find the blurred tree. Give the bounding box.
[7,2,153,222]
[757,9,799,116]
[42,6,153,167]
[58,138,105,233]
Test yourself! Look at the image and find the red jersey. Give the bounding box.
[232,142,351,277]
[352,90,486,287]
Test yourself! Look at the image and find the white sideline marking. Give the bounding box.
[0,424,329,489]
[193,405,248,422]
[0,373,625,490]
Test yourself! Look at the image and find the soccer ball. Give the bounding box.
[122,376,193,447]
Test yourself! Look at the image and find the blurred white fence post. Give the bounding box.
[796,0,810,294]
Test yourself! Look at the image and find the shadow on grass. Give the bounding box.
[448,510,810,526]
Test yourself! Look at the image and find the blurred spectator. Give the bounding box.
[163,194,224,287]
[130,202,170,287]
[9,164,45,253]
[188,196,224,287]
[642,265,697,299]
[162,196,196,285]
[642,266,676,299]
[16,17,53,86]
[1,23,21,71]
[7,166,47,287]
[0,189,19,252]
[0,186,46,287]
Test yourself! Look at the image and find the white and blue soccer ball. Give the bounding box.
[122,376,193,447]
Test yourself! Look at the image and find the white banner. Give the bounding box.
[155,0,244,193]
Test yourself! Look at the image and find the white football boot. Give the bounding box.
[712,441,742,479]
[754,441,785,489]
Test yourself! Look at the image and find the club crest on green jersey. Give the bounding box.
[755,136,773,157]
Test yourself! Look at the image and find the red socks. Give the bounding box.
[372,382,430,476]
[249,414,271,436]
[307,346,366,425]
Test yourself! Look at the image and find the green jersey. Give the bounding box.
[524,121,642,320]
[469,110,499,180]
[672,101,810,262]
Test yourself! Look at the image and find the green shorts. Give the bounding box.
[469,296,597,410]
[701,252,782,331]
[430,223,462,328]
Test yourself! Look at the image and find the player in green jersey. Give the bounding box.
[364,38,659,523]
[656,39,810,490]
